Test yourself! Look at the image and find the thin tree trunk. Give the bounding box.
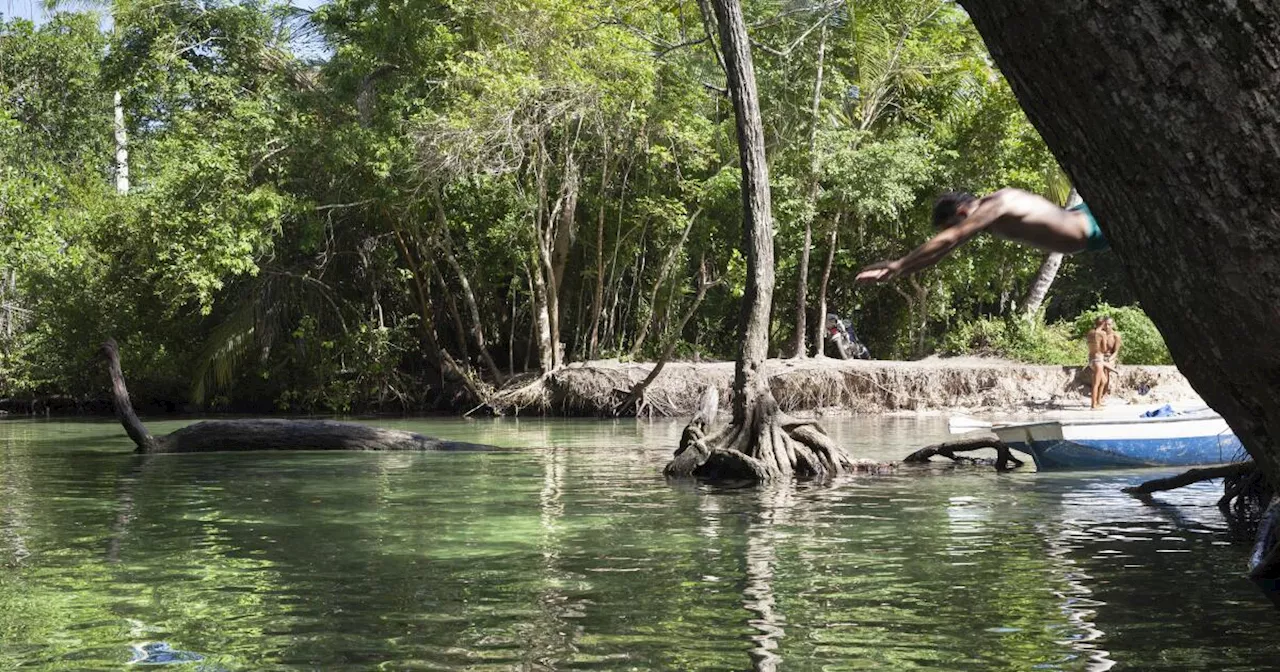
[1020,188,1079,319]
[789,23,827,359]
[812,213,840,358]
[961,0,1280,486]
[599,159,634,356]
[587,148,612,360]
[508,278,519,378]
[629,208,701,358]
[524,266,538,373]
[113,91,129,195]
[713,0,774,423]
[430,262,470,364]
[619,225,648,352]
[435,202,505,383]
[617,260,715,415]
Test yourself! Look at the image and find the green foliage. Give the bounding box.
[941,316,1084,365]
[942,303,1172,366]
[1073,303,1172,365]
[0,0,1170,410]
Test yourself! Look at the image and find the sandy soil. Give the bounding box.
[491,355,1201,418]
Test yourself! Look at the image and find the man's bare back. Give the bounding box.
[983,189,1093,253]
[1086,326,1107,363]
[855,188,1103,284]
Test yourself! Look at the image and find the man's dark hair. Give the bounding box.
[932,192,977,229]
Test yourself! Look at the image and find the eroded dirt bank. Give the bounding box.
[493,356,1200,417]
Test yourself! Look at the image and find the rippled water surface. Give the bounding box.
[1,416,1276,670]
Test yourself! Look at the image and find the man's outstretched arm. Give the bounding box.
[855,203,999,283]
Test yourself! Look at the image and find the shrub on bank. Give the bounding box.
[1072,303,1173,365]
[942,303,1171,365]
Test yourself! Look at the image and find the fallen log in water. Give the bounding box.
[902,435,1025,472]
[1121,463,1255,496]
[103,339,492,454]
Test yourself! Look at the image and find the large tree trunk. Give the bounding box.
[959,1,1280,487]
[1020,189,1079,318]
[665,0,861,483]
[788,23,827,360]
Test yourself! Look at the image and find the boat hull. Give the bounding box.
[994,415,1244,470]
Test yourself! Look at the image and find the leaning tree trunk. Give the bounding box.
[960,1,1280,484]
[665,0,860,483]
[960,0,1280,574]
[1020,188,1079,319]
[102,339,489,453]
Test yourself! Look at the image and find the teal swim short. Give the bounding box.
[1069,202,1108,251]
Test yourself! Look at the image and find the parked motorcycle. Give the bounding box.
[824,313,871,360]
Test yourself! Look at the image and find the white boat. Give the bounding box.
[989,408,1245,470]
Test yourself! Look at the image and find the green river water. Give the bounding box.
[0,416,1275,670]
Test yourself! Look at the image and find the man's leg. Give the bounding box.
[1090,363,1105,409]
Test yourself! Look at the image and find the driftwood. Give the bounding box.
[902,435,1025,472]
[1121,462,1255,496]
[102,339,492,454]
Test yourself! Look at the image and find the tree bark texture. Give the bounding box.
[960,0,1280,486]
[664,0,864,484]
[713,0,775,424]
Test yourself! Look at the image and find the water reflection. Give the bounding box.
[0,417,1276,670]
[742,485,792,671]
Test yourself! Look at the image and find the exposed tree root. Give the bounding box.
[902,435,1025,472]
[1249,498,1280,581]
[665,387,889,482]
[1121,462,1255,496]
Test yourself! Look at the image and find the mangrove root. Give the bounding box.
[103,339,492,454]
[1121,461,1272,527]
[902,435,1025,472]
[1121,462,1256,496]
[665,386,889,482]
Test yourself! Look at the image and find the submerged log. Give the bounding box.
[102,339,491,454]
[903,435,1025,472]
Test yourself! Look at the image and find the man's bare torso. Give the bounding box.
[981,189,1092,253]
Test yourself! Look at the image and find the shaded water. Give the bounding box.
[0,416,1275,670]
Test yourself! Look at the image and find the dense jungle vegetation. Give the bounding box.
[0,0,1165,412]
